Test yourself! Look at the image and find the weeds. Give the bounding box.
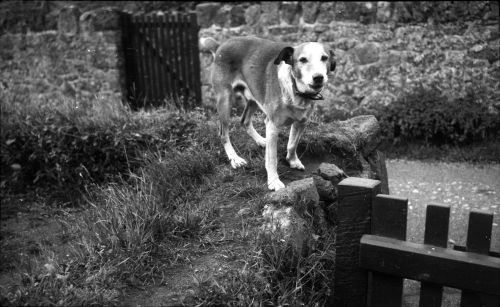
[191,231,336,306]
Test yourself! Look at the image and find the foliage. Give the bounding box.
[0,95,204,197]
[370,85,499,145]
[191,231,336,306]
[1,146,219,306]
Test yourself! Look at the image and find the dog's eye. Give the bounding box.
[321,55,329,61]
[299,57,308,63]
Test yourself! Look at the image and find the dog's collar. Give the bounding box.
[292,78,324,101]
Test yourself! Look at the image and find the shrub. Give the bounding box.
[371,85,499,145]
[0,96,205,197]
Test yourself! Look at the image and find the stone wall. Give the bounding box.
[0,6,123,105]
[1,1,498,115]
[197,1,500,117]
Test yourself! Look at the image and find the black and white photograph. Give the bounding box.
[1,1,499,306]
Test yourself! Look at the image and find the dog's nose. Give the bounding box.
[313,75,324,84]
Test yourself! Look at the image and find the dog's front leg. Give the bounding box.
[286,122,306,170]
[265,118,285,191]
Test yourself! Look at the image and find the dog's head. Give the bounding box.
[274,43,336,95]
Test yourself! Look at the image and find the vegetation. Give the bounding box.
[0,91,339,306]
[1,78,498,305]
[373,84,499,145]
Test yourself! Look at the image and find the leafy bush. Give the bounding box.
[0,96,204,196]
[371,85,499,145]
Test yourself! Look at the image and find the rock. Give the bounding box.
[335,2,362,21]
[359,2,377,24]
[195,3,221,28]
[262,204,312,255]
[268,25,299,36]
[280,1,300,25]
[259,1,280,26]
[79,11,95,37]
[80,7,120,35]
[317,163,346,185]
[214,5,232,27]
[377,1,392,23]
[316,2,335,24]
[58,5,80,36]
[299,115,383,179]
[244,4,261,26]
[353,42,381,65]
[230,5,246,27]
[266,178,319,212]
[312,175,336,202]
[302,2,320,24]
[313,23,330,34]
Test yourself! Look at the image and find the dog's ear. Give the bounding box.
[274,47,294,65]
[329,50,336,72]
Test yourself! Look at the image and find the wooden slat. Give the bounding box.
[419,204,450,307]
[334,177,381,307]
[171,13,183,104]
[150,14,161,106]
[188,12,202,106]
[154,14,166,106]
[146,14,158,106]
[179,14,190,107]
[141,14,153,106]
[182,13,194,107]
[164,13,176,101]
[120,12,135,106]
[133,14,147,107]
[159,14,172,103]
[368,195,408,307]
[461,210,494,307]
[359,235,500,295]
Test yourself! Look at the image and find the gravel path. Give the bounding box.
[387,159,500,306]
[387,159,500,252]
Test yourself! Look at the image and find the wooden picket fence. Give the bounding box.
[120,11,202,109]
[333,177,500,307]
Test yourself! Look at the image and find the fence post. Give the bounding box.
[460,210,495,307]
[334,177,380,307]
[419,203,450,307]
[369,194,408,307]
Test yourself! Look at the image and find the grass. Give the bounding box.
[2,88,498,305]
[190,228,336,306]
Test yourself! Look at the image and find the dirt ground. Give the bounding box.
[1,159,498,306]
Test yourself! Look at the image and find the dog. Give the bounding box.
[202,36,336,191]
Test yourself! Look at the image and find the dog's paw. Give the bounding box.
[287,158,305,171]
[230,156,247,169]
[268,179,286,191]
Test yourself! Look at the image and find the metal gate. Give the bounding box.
[121,12,202,109]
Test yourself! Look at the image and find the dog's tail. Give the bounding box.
[199,37,219,64]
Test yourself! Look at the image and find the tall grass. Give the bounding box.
[3,145,220,306]
[192,231,336,306]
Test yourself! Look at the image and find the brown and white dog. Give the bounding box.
[202,36,336,190]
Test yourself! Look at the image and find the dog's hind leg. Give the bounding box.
[217,87,247,169]
[240,100,266,148]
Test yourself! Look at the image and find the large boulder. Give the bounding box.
[266,177,319,212]
[297,115,389,194]
[262,204,312,255]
